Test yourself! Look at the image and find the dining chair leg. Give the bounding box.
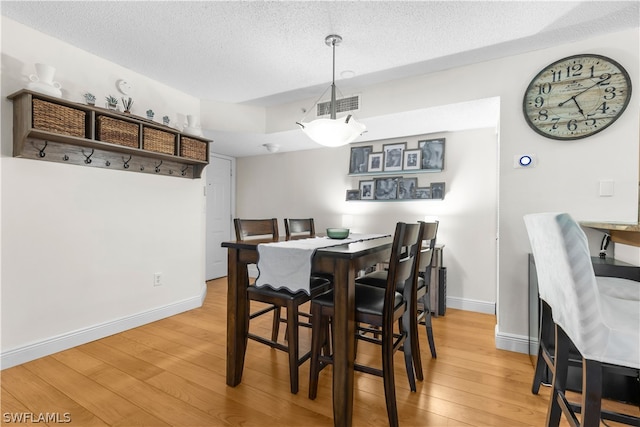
[410,296,424,382]
[286,301,299,394]
[532,300,552,394]
[382,328,400,427]
[422,293,437,359]
[308,303,325,400]
[547,324,570,427]
[271,307,281,342]
[581,359,603,427]
[401,313,417,392]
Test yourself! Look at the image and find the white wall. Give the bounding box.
[236,129,499,311]
[250,28,640,352]
[1,16,637,365]
[1,18,207,367]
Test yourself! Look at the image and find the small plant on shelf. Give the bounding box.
[121,97,134,113]
[105,95,118,110]
[83,92,96,105]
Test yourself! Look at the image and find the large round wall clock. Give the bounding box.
[523,54,632,140]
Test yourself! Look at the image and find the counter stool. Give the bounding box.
[524,212,639,426]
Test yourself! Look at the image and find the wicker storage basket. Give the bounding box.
[180,137,207,161]
[96,116,139,148]
[32,99,86,138]
[143,128,176,155]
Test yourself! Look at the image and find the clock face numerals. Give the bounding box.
[523,54,632,140]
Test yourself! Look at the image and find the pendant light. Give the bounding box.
[296,35,366,147]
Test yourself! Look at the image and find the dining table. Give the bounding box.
[221,234,393,427]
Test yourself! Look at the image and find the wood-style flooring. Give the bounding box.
[2,278,637,426]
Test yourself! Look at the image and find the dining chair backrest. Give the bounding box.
[415,221,439,280]
[385,222,421,323]
[284,218,315,238]
[234,218,279,240]
[523,212,627,365]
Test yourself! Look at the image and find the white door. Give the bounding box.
[206,155,232,280]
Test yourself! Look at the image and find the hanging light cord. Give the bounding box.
[297,34,349,126]
[330,37,337,120]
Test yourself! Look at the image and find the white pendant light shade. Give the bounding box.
[297,35,366,147]
[298,115,366,147]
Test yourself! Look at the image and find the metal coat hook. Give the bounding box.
[105,160,111,167]
[82,149,94,164]
[123,155,132,169]
[38,141,48,158]
[181,165,189,176]
[62,154,69,161]
[140,165,145,171]
[155,160,163,173]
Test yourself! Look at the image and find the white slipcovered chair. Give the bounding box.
[524,212,639,426]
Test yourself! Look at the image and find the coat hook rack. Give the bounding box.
[38,141,48,158]
[82,148,94,164]
[155,160,163,173]
[123,155,132,169]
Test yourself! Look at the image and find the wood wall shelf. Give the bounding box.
[8,90,211,179]
[348,169,441,177]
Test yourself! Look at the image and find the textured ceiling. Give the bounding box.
[2,1,638,156]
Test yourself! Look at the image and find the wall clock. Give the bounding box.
[116,79,132,95]
[523,54,631,140]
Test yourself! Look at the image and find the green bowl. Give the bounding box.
[326,228,350,239]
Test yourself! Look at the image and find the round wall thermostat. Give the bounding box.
[519,155,532,166]
[514,154,537,168]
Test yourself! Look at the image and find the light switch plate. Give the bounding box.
[599,180,614,197]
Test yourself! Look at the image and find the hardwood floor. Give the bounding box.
[2,278,637,426]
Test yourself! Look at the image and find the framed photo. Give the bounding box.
[419,138,445,171]
[397,177,418,200]
[374,177,400,200]
[346,189,361,201]
[349,145,373,174]
[383,142,406,172]
[359,180,374,200]
[403,149,421,170]
[414,187,431,199]
[367,152,384,173]
[430,182,445,199]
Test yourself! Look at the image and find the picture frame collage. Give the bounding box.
[346,138,446,201]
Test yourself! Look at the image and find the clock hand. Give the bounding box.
[572,97,586,118]
[557,96,586,118]
[558,77,608,107]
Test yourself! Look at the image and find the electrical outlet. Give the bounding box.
[154,273,163,286]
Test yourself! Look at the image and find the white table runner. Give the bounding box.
[255,233,388,294]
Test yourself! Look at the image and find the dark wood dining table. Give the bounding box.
[221,235,393,427]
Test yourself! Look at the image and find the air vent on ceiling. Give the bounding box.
[316,95,360,117]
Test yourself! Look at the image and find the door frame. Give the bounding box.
[206,151,236,279]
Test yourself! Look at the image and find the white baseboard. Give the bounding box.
[446,296,495,315]
[1,285,207,370]
[495,326,534,355]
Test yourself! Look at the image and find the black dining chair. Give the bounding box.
[355,221,439,380]
[234,218,332,394]
[284,218,315,238]
[308,222,421,427]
